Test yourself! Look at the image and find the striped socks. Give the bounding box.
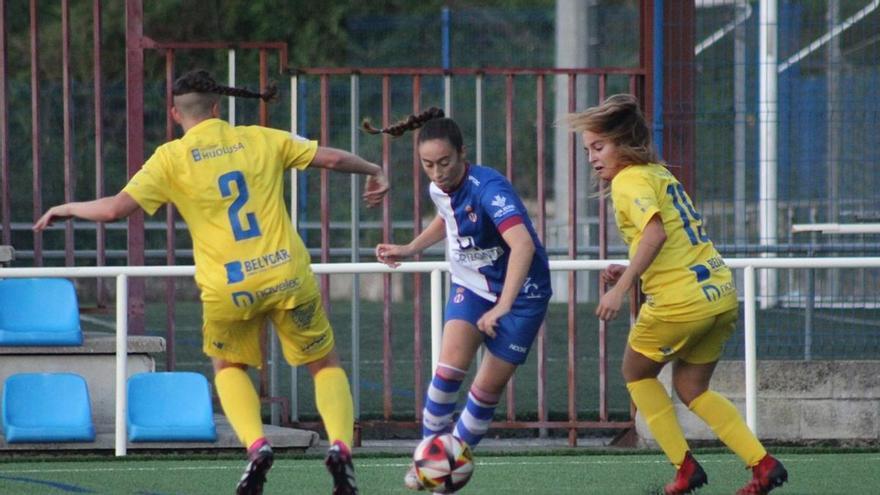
[422,363,466,437]
[454,386,500,448]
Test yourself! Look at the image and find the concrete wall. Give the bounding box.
[0,334,164,427]
[635,360,880,445]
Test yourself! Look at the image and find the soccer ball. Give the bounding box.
[412,433,474,493]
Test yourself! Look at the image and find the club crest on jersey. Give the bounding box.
[491,195,507,208]
[453,287,465,304]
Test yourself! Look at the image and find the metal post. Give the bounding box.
[430,269,443,374]
[115,274,129,456]
[227,49,236,125]
[744,266,757,433]
[289,74,300,422]
[759,0,779,309]
[350,73,362,422]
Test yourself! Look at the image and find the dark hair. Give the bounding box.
[362,107,463,152]
[172,69,277,101]
[567,93,658,165]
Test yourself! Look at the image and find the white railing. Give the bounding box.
[2,257,880,454]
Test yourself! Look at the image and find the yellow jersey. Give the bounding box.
[610,163,737,321]
[123,118,319,320]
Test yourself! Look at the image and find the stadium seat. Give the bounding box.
[2,373,96,443]
[127,372,217,442]
[0,278,82,346]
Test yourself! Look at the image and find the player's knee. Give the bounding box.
[673,381,707,406]
[213,359,248,375]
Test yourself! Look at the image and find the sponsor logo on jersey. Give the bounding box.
[468,175,481,187]
[701,281,734,302]
[255,278,302,300]
[244,249,292,275]
[302,333,328,353]
[508,343,527,353]
[191,142,245,162]
[231,291,255,307]
[225,261,245,284]
[491,194,517,218]
[455,246,503,265]
[226,249,292,283]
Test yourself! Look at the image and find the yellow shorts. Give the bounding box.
[202,296,335,368]
[628,307,738,364]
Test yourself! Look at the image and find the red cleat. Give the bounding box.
[664,451,708,495]
[737,454,788,495]
[325,440,359,495]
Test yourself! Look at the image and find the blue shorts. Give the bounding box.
[444,284,548,365]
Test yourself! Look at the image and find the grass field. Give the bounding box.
[0,450,878,494]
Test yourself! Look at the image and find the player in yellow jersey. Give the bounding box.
[34,70,388,495]
[568,94,787,495]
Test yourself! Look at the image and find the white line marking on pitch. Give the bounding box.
[0,455,854,475]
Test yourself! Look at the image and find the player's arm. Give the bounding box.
[595,213,666,321]
[310,147,389,207]
[376,215,446,267]
[33,191,142,232]
[476,223,535,337]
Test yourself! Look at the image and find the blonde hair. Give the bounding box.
[567,94,659,166]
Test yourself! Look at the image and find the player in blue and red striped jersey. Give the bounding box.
[367,108,552,491]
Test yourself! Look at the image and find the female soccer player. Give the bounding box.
[367,108,552,490]
[33,69,388,495]
[568,94,787,495]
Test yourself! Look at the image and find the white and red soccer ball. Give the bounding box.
[412,433,475,493]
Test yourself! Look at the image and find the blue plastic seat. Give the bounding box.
[0,278,82,346]
[127,372,217,442]
[2,373,96,443]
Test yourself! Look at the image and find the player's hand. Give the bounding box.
[601,264,626,285]
[476,305,509,338]
[363,172,389,208]
[375,243,411,268]
[33,205,72,232]
[595,287,624,321]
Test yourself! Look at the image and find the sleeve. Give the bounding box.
[122,147,171,215]
[278,130,319,171]
[479,178,525,234]
[611,172,661,233]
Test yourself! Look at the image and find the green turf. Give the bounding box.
[0,451,877,494]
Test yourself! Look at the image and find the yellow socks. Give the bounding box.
[627,378,689,467]
[215,367,265,448]
[314,366,354,447]
[688,390,767,467]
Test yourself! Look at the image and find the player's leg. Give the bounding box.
[271,299,358,495]
[203,317,273,495]
[452,352,514,447]
[675,309,787,494]
[452,302,546,448]
[421,286,493,438]
[625,310,707,495]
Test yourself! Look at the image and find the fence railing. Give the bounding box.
[3,256,880,455]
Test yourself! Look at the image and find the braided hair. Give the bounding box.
[362,107,463,152]
[172,69,277,118]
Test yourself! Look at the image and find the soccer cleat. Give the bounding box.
[664,451,708,495]
[736,454,788,495]
[404,462,425,491]
[325,440,359,495]
[236,443,274,495]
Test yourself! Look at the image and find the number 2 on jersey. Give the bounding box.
[218,171,261,241]
[666,183,709,245]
